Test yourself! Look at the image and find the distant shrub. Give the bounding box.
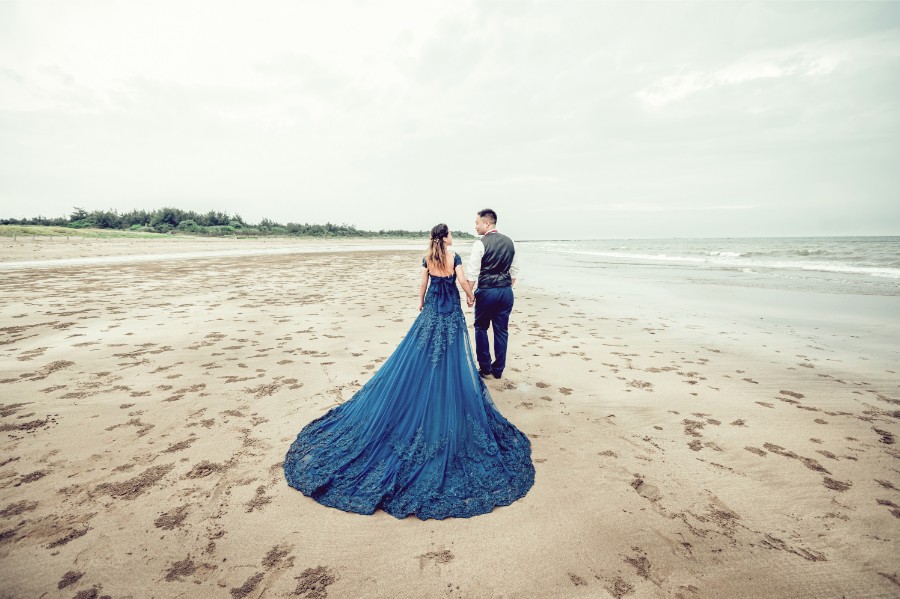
[204,225,236,236]
[4,206,476,239]
[177,219,201,233]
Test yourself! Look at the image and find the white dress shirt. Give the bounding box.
[466,229,520,283]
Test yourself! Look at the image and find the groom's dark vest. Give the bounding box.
[478,232,515,289]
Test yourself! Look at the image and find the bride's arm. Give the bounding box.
[455,264,475,306]
[419,266,429,311]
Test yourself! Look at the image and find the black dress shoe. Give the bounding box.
[491,371,503,380]
[478,368,492,378]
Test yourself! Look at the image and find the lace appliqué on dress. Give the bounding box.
[413,301,466,367]
[284,403,534,520]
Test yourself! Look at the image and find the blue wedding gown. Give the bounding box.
[283,253,535,520]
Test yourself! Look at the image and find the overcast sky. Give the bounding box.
[1,1,898,239]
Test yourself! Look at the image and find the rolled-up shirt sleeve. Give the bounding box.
[467,239,484,282]
[509,250,520,278]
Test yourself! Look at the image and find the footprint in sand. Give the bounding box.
[154,505,190,530]
[94,463,174,500]
[293,565,338,598]
[416,548,454,571]
[874,428,895,445]
[631,475,662,503]
[876,499,900,519]
[604,577,636,598]
[262,544,295,570]
[0,500,39,518]
[626,380,653,391]
[184,460,228,479]
[624,547,653,582]
[763,443,830,474]
[164,556,216,583]
[162,437,198,453]
[15,470,47,485]
[244,485,273,513]
[56,570,84,590]
[822,477,852,492]
[875,479,898,491]
[231,572,265,598]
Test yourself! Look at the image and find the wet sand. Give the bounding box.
[1,238,898,598]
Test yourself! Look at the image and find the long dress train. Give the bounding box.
[283,253,534,520]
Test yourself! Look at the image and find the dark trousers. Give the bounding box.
[473,286,514,376]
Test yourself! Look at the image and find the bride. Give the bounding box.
[283,223,535,520]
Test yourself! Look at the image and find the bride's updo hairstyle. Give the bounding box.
[425,223,451,275]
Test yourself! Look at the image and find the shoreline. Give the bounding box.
[0,241,897,597]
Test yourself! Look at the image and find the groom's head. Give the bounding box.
[475,209,497,236]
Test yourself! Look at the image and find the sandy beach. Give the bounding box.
[1,237,898,598]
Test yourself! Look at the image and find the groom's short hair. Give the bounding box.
[478,209,497,225]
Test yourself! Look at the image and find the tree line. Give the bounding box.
[1,207,474,239]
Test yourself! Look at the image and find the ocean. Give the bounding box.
[517,237,900,297]
[511,236,900,364]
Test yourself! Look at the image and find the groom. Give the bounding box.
[466,208,520,379]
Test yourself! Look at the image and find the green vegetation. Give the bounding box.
[0,207,475,239]
[0,225,171,239]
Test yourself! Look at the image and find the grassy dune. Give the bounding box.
[0,225,174,239]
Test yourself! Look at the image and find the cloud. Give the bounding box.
[538,204,757,213]
[637,49,839,109]
[636,31,900,109]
